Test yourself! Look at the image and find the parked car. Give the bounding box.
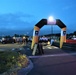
[1,38,16,44]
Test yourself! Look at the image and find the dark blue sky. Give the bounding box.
[0,0,76,36]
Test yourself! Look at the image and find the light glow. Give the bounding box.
[48,16,54,22]
[47,16,56,25]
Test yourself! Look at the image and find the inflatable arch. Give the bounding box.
[31,19,66,49]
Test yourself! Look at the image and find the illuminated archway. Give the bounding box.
[31,19,66,49]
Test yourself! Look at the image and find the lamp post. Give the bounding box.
[51,24,53,39]
[48,16,55,39]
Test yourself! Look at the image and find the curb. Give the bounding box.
[17,58,33,75]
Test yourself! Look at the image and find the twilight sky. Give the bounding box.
[0,0,76,36]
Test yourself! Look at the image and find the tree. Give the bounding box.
[14,34,19,37]
[4,35,11,38]
[74,31,76,35]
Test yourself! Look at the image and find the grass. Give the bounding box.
[0,51,28,74]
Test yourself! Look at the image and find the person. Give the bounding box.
[22,36,26,44]
[50,38,54,46]
[37,42,44,55]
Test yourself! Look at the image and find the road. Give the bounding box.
[28,45,76,75]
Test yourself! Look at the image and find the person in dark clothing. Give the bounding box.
[37,42,44,55]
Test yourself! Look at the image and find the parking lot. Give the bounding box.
[0,43,26,51]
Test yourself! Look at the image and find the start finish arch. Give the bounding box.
[31,19,66,49]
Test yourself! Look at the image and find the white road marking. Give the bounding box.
[29,53,76,58]
[43,46,59,49]
[47,47,52,49]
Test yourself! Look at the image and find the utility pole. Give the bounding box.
[51,25,53,39]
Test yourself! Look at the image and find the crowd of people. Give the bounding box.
[39,36,55,45]
[39,36,49,43]
[13,36,28,44]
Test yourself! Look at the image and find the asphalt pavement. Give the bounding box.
[27,45,76,75]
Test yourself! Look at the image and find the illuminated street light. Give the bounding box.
[48,16,54,22]
[13,36,16,39]
[47,16,56,25]
[47,16,55,39]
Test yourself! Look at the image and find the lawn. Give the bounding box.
[0,51,29,74]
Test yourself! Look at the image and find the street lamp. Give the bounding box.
[48,16,54,22]
[47,16,56,39]
[47,16,56,25]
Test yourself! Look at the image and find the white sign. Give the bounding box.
[33,30,39,36]
[47,20,56,25]
[61,30,66,36]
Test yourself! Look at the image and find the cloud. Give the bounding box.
[62,5,76,10]
[0,12,36,35]
[0,12,35,30]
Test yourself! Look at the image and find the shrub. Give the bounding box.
[0,51,28,74]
